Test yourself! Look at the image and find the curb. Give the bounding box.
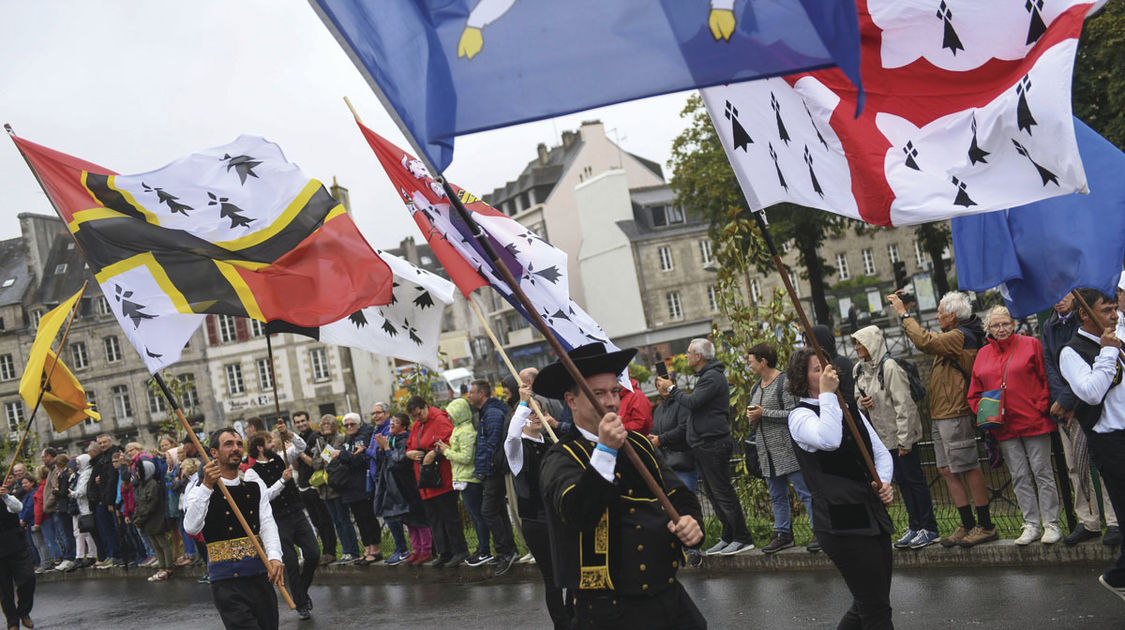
[38,539,1118,584]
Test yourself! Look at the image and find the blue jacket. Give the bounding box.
[1040,310,1080,414]
[19,487,36,525]
[365,418,393,487]
[473,397,508,478]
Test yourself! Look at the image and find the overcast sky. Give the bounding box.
[0,1,692,251]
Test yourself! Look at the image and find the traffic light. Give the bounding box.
[892,261,908,289]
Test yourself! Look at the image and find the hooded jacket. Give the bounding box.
[73,454,94,516]
[334,423,375,504]
[851,325,922,451]
[473,397,509,478]
[444,398,479,484]
[619,378,654,434]
[132,459,168,536]
[407,406,455,499]
[813,325,856,410]
[968,333,1055,441]
[670,358,731,447]
[902,314,985,420]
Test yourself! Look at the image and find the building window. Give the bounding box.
[914,240,926,267]
[651,205,686,227]
[96,296,111,316]
[310,348,330,382]
[887,243,900,264]
[750,277,762,303]
[658,246,674,272]
[54,263,67,275]
[84,390,98,426]
[147,382,166,415]
[104,336,122,363]
[4,401,24,433]
[699,240,713,266]
[111,385,133,424]
[0,355,14,381]
[836,253,850,280]
[180,374,200,409]
[218,315,238,343]
[667,292,683,321]
[707,285,718,312]
[226,364,245,395]
[862,248,876,276]
[71,342,88,370]
[257,358,274,391]
[250,319,266,338]
[31,310,44,328]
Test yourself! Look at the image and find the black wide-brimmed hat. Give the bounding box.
[532,342,637,399]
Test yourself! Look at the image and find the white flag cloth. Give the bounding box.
[701,0,1101,227]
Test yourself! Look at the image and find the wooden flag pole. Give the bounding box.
[749,211,880,483]
[264,334,291,467]
[2,281,86,487]
[153,374,296,610]
[467,296,558,443]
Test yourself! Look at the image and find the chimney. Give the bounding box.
[329,176,351,215]
[537,143,549,166]
[400,236,418,265]
[561,131,577,148]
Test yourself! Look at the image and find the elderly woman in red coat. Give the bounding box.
[968,305,1061,546]
[404,396,469,568]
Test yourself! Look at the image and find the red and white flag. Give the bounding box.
[701,0,1102,227]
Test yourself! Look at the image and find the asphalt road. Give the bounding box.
[25,564,1125,628]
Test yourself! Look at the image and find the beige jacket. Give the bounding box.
[851,325,921,451]
[902,315,982,420]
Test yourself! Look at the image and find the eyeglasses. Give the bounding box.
[989,321,1014,330]
[343,423,358,428]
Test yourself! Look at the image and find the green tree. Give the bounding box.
[915,221,952,295]
[1073,2,1125,149]
[668,94,846,325]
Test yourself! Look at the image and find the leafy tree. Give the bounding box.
[669,94,846,325]
[915,221,952,295]
[1073,2,1125,149]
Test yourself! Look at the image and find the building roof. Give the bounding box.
[36,234,98,307]
[482,137,584,208]
[620,185,707,243]
[0,237,33,307]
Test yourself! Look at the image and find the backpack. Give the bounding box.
[867,354,927,403]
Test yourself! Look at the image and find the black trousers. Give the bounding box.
[422,491,467,557]
[210,574,279,630]
[890,448,938,532]
[1087,429,1125,586]
[482,474,516,556]
[0,537,34,628]
[275,509,319,610]
[523,518,571,630]
[573,581,706,630]
[299,488,336,556]
[694,437,752,544]
[346,498,381,548]
[817,532,894,630]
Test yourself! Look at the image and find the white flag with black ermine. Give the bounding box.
[267,252,455,368]
[701,0,1100,227]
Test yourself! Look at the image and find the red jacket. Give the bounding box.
[968,334,1054,441]
[619,379,654,435]
[406,406,454,500]
[32,484,44,527]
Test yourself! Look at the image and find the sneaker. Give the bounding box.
[1064,523,1101,546]
[719,541,755,555]
[704,540,730,555]
[446,551,470,568]
[1014,524,1042,546]
[464,551,493,567]
[93,559,113,569]
[894,529,918,549]
[1104,526,1122,546]
[493,553,517,576]
[55,560,76,572]
[34,567,44,575]
[1099,573,1125,602]
[940,526,970,548]
[1041,523,1063,544]
[762,532,795,554]
[686,549,703,567]
[806,536,822,553]
[384,550,410,566]
[146,570,171,582]
[517,553,535,564]
[319,554,335,566]
[197,574,210,584]
[331,554,357,566]
[141,557,157,568]
[960,526,999,547]
[908,530,941,549]
[296,606,312,621]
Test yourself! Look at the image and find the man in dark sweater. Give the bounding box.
[469,380,516,575]
[91,435,121,568]
[656,337,754,555]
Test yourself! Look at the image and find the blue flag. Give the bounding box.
[952,119,1125,318]
[311,0,862,172]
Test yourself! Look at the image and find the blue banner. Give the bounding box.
[312,0,862,171]
[952,119,1125,318]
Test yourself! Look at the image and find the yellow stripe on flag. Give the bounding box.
[213,261,265,322]
[214,179,321,251]
[93,252,193,314]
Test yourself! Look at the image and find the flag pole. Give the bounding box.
[341,101,679,520]
[467,295,558,443]
[749,210,880,482]
[2,282,86,487]
[264,333,290,467]
[4,124,294,609]
[152,374,296,610]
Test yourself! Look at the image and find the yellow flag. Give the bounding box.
[18,287,100,432]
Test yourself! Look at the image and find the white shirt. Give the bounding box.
[182,475,283,562]
[242,434,307,502]
[2,494,20,513]
[1059,329,1125,434]
[788,393,894,484]
[504,403,538,476]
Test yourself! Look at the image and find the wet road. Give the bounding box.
[28,564,1125,629]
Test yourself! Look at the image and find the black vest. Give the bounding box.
[791,401,893,537]
[202,480,261,544]
[250,457,302,516]
[513,437,550,522]
[0,503,19,533]
[1064,333,1123,433]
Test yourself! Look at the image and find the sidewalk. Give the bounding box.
[38,539,1119,584]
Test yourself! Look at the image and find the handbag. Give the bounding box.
[77,513,96,533]
[976,337,1019,431]
[418,460,442,489]
[309,469,328,488]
